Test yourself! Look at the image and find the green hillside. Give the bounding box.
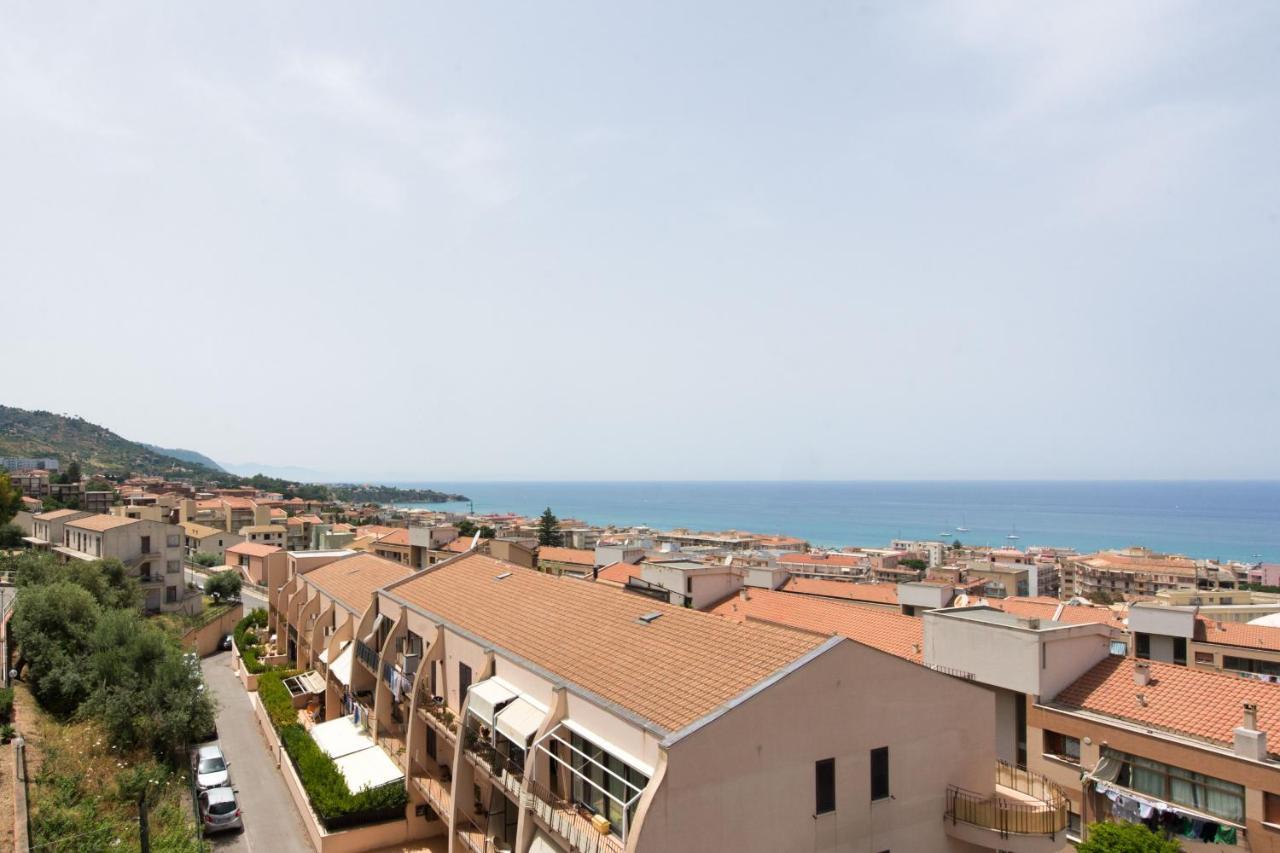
[0,405,224,479]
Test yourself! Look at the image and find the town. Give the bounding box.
[1,456,1277,852]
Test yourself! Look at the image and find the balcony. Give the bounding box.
[417,697,459,743]
[944,761,1069,853]
[411,759,453,820]
[355,640,380,674]
[138,574,164,586]
[463,726,526,799]
[525,778,625,853]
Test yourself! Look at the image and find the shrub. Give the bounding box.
[280,724,407,829]
[192,552,221,568]
[258,670,300,731]
[1076,821,1183,852]
[0,687,13,723]
[206,570,242,601]
[234,608,273,674]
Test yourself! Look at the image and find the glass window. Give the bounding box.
[1106,749,1243,822]
[1043,730,1080,763]
[870,747,889,801]
[815,758,835,814]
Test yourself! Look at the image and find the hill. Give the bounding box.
[0,405,224,479]
[141,443,226,472]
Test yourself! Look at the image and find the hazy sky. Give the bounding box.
[3,2,1278,481]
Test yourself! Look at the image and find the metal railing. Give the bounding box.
[418,697,460,737]
[946,763,1069,839]
[355,640,379,673]
[524,778,625,853]
[996,759,1068,807]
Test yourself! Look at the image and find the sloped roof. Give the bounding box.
[1195,617,1280,652]
[385,553,825,734]
[780,576,898,605]
[226,541,281,558]
[304,552,414,614]
[66,514,138,532]
[538,546,595,566]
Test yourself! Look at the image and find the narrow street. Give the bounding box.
[201,651,313,853]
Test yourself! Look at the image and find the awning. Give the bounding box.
[334,745,403,793]
[495,696,547,746]
[330,643,354,687]
[1086,755,1122,785]
[52,546,94,562]
[318,639,347,666]
[467,678,517,723]
[363,614,385,644]
[311,715,374,759]
[21,537,48,545]
[286,671,325,694]
[561,718,655,777]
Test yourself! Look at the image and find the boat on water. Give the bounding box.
[1007,523,1020,541]
[956,514,969,533]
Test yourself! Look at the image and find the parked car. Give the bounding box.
[198,786,242,834]
[219,633,233,651]
[193,744,230,790]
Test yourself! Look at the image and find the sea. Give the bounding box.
[389,481,1280,563]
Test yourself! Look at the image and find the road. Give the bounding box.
[201,651,313,853]
[187,566,268,612]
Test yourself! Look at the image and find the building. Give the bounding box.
[1063,548,1208,598]
[180,521,243,563]
[8,469,51,499]
[224,541,285,586]
[238,523,287,550]
[1128,603,1280,678]
[55,515,187,613]
[316,552,1001,852]
[371,528,411,565]
[778,576,900,610]
[535,546,597,577]
[0,457,58,472]
[890,539,948,568]
[778,551,867,580]
[24,508,91,551]
[634,557,740,610]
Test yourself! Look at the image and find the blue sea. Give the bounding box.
[389,481,1280,563]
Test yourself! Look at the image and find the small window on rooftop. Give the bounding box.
[638,611,663,625]
[495,572,512,580]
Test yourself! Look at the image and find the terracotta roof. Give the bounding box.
[1052,656,1280,754]
[780,577,898,605]
[374,528,409,547]
[1077,551,1199,576]
[33,508,87,521]
[444,538,481,553]
[386,554,825,733]
[226,541,281,558]
[538,546,595,566]
[778,552,864,567]
[356,525,399,539]
[1195,617,1280,652]
[239,524,284,534]
[708,588,922,663]
[304,553,414,614]
[180,521,224,539]
[990,598,1127,630]
[594,562,637,585]
[67,514,138,532]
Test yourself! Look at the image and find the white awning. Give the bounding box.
[334,745,403,793]
[52,546,94,562]
[529,830,560,853]
[21,537,48,545]
[467,678,517,723]
[495,696,547,747]
[561,718,655,777]
[311,715,374,759]
[318,639,347,666]
[330,643,354,687]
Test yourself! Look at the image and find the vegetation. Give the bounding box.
[899,557,928,571]
[0,686,13,722]
[330,483,465,505]
[1240,582,1280,594]
[0,521,25,548]
[233,608,278,674]
[537,507,563,547]
[6,551,213,754]
[260,671,407,829]
[191,551,220,568]
[1075,821,1182,852]
[0,471,21,524]
[53,461,82,484]
[140,443,226,472]
[205,570,242,601]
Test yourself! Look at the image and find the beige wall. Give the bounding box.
[632,640,996,853]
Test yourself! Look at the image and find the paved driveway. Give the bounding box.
[202,651,313,853]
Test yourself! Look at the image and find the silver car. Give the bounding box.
[194,744,230,790]
[198,786,243,834]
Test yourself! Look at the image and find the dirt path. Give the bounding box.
[0,683,43,853]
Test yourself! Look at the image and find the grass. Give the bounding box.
[19,684,207,852]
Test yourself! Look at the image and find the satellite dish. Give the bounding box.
[953,593,970,607]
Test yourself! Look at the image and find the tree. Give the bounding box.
[537,507,562,547]
[1076,822,1182,852]
[900,557,928,571]
[0,473,22,525]
[478,525,496,538]
[206,570,243,601]
[192,552,221,568]
[58,460,82,485]
[456,519,478,537]
[12,581,102,715]
[0,523,24,549]
[14,554,141,611]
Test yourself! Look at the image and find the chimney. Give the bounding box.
[739,588,750,601]
[1021,617,1041,630]
[1133,661,1151,687]
[1234,702,1267,761]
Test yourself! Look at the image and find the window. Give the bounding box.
[458,663,472,702]
[141,536,151,554]
[1043,730,1080,764]
[1106,748,1244,822]
[567,731,649,836]
[1067,810,1082,839]
[1173,637,1187,666]
[1195,651,1215,664]
[1265,792,1280,825]
[1223,656,1280,677]
[1135,633,1150,659]
[167,534,180,547]
[166,586,178,603]
[1109,641,1128,656]
[870,747,889,801]
[815,758,835,814]
[167,560,180,574]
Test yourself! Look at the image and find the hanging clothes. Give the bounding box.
[1215,825,1238,845]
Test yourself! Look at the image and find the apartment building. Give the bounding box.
[55,515,186,613]
[372,529,411,565]
[23,508,91,551]
[779,576,900,610]
[303,553,1002,853]
[1128,603,1280,678]
[407,525,460,568]
[778,551,867,580]
[285,514,326,551]
[225,541,285,586]
[180,521,243,563]
[239,524,286,550]
[535,546,597,577]
[0,456,58,472]
[1063,548,1207,598]
[890,539,947,567]
[8,469,52,499]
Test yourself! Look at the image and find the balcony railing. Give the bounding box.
[996,759,1066,806]
[946,762,1069,839]
[463,726,526,798]
[418,697,460,739]
[525,778,625,853]
[355,640,380,674]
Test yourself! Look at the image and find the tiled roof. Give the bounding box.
[1195,617,1280,652]
[1052,656,1280,754]
[708,588,923,663]
[356,525,399,539]
[538,546,595,566]
[780,576,898,605]
[778,552,864,567]
[374,528,410,547]
[386,554,824,734]
[181,521,223,539]
[33,508,87,521]
[444,538,481,553]
[594,562,637,585]
[67,514,139,532]
[304,553,414,614]
[1077,551,1199,576]
[226,541,281,558]
[990,597,1127,630]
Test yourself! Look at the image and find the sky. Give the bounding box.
[2,2,1279,482]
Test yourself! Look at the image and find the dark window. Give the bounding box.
[1135,633,1150,659]
[870,747,889,801]
[1043,730,1080,763]
[426,725,437,762]
[1194,651,1214,664]
[459,663,472,702]
[1265,792,1280,824]
[1015,694,1027,767]
[815,758,835,814]
[1172,637,1187,666]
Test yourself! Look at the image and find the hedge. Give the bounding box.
[257,670,300,731]
[234,609,272,674]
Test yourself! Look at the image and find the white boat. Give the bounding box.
[1007,523,1020,541]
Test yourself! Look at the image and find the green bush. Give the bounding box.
[234,608,273,674]
[0,687,14,723]
[1076,821,1182,852]
[257,670,300,731]
[280,724,407,828]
